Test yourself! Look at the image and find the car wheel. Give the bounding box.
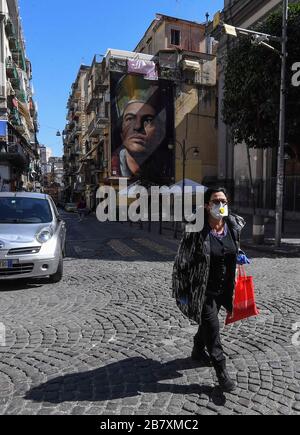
[48,254,63,283]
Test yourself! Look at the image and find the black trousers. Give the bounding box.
[194,294,226,369]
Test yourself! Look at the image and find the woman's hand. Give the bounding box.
[237,250,250,265]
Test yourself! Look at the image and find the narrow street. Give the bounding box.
[0,212,299,415]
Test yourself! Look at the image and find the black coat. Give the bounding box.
[172,213,246,325]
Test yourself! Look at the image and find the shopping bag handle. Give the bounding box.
[238,265,247,278]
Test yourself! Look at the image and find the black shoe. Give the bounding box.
[191,348,212,367]
[215,368,236,393]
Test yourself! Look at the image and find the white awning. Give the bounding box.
[182,60,201,71]
[105,49,155,62]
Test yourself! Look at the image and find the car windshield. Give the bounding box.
[0,197,53,224]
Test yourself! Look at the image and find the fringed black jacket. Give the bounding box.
[172,213,246,325]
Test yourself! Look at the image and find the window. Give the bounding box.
[171,29,181,46]
[147,38,153,54]
[0,197,53,224]
[49,197,59,218]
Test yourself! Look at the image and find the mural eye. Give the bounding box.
[124,115,135,123]
[144,117,154,125]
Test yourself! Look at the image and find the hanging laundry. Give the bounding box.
[127,59,158,80]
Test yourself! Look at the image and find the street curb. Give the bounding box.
[242,240,300,257]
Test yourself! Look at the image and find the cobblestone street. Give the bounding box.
[0,212,300,415]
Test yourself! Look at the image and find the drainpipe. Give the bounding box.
[0,12,6,104]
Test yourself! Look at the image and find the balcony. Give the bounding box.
[26,85,33,99]
[72,102,80,117]
[14,124,27,136]
[74,123,82,137]
[9,108,22,127]
[95,82,109,93]
[68,120,76,131]
[11,75,21,90]
[73,89,81,101]
[5,19,15,37]
[87,115,109,138]
[11,47,26,72]
[15,89,27,103]
[0,143,28,168]
[6,58,18,79]
[8,35,18,51]
[86,96,101,114]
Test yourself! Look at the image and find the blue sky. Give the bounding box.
[19,0,224,156]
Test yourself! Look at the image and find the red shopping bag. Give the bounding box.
[225,265,259,325]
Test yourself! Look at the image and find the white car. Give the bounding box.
[0,192,66,283]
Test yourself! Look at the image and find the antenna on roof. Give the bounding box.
[205,13,211,54]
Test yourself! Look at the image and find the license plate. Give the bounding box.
[0,260,18,269]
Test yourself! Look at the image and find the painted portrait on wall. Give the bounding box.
[110,73,174,186]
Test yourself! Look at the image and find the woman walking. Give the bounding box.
[172,187,246,392]
[77,197,87,222]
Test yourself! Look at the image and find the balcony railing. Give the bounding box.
[0,143,28,168]
[6,58,18,80]
[87,116,107,137]
[9,108,22,127]
[86,96,102,114]
[5,19,15,37]
[94,81,109,93]
[15,89,27,103]
[73,90,81,101]
[10,47,27,72]
[74,123,82,137]
[74,103,81,117]
[8,35,18,51]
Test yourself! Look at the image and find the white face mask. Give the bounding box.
[210,203,229,220]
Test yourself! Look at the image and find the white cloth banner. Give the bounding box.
[128,59,158,80]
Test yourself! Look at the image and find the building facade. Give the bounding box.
[63,65,90,203]
[0,0,39,192]
[135,14,218,186]
[83,55,109,210]
[213,0,300,216]
[63,13,218,208]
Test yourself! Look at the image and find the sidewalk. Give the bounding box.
[242,238,300,257]
[239,214,300,257]
[127,213,300,257]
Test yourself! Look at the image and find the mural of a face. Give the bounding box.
[121,101,163,162]
[110,72,173,182]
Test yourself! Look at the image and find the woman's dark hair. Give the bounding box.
[204,187,229,205]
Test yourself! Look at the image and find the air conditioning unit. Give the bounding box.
[182,60,201,71]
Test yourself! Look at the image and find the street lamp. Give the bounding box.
[221,0,289,247]
[168,139,200,222]
[275,0,289,247]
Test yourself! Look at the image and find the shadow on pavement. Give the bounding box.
[0,279,44,292]
[25,356,226,407]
